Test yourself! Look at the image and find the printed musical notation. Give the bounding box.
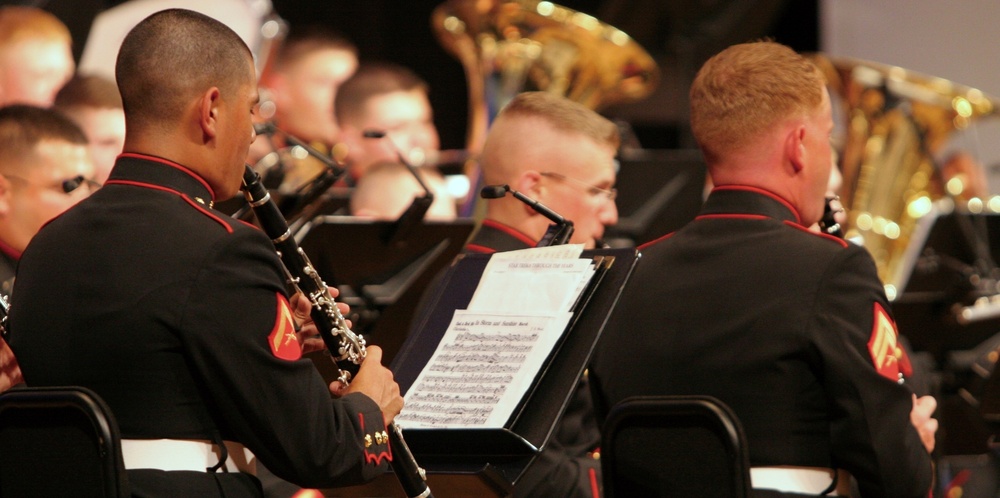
[396,244,596,429]
[396,310,572,428]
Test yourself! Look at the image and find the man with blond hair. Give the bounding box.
[591,41,936,497]
[476,91,620,252]
[0,6,74,107]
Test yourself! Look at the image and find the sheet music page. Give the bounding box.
[395,310,573,428]
[468,247,594,313]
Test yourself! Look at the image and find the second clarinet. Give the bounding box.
[240,165,433,498]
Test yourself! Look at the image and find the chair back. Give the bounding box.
[0,386,129,498]
[601,395,751,498]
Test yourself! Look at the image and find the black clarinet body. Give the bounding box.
[240,165,433,498]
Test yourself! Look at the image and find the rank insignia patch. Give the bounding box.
[269,293,301,361]
[867,302,911,381]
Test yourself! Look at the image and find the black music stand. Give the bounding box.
[295,216,475,367]
[603,149,706,247]
[332,248,638,497]
[892,209,1000,359]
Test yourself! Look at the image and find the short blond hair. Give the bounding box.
[0,6,71,49]
[498,92,619,150]
[690,41,823,162]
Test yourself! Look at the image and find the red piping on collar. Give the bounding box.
[784,220,849,248]
[104,179,233,234]
[482,219,537,247]
[466,244,496,254]
[711,185,802,224]
[0,238,20,261]
[118,153,217,201]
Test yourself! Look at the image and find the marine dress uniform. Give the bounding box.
[9,153,390,496]
[590,185,933,497]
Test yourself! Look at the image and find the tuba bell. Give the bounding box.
[431,0,659,177]
[814,54,1000,299]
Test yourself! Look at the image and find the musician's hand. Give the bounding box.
[289,291,352,354]
[910,394,938,453]
[0,337,23,392]
[345,346,404,425]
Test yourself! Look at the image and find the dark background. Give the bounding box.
[8,0,818,150]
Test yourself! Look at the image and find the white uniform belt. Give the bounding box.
[751,466,843,495]
[121,439,256,475]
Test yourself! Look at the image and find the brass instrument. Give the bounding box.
[431,0,658,164]
[814,55,1000,299]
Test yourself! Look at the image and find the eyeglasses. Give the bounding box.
[5,174,101,194]
[539,171,617,202]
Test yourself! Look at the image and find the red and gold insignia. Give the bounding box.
[268,293,301,361]
[867,302,912,380]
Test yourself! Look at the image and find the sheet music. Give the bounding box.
[397,245,595,428]
[396,310,573,428]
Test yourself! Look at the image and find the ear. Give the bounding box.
[199,87,223,142]
[516,170,543,215]
[787,125,806,173]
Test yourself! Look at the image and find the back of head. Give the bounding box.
[689,41,824,164]
[115,9,252,133]
[54,74,123,112]
[335,62,428,125]
[482,91,620,185]
[0,6,74,107]
[0,6,71,50]
[272,25,356,74]
[0,105,88,175]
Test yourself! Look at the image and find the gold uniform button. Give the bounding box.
[364,434,373,448]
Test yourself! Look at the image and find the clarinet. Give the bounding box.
[241,165,433,498]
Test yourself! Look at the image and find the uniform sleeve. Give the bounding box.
[809,246,933,497]
[177,227,390,488]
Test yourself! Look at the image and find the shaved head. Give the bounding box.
[115,9,253,131]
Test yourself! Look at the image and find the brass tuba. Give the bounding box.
[431,0,659,156]
[814,55,1000,299]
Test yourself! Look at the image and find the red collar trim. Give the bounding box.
[0,239,20,261]
[711,185,802,224]
[637,231,675,251]
[119,152,217,201]
[482,219,537,247]
[783,220,849,248]
[103,179,233,234]
[465,243,496,254]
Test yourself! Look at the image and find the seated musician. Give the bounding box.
[590,41,937,497]
[466,91,621,497]
[350,160,457,221]
[8,10,402,497]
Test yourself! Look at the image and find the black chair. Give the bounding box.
[601,395,751,498]
[0,386,129,497]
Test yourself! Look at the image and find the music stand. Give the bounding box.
[892,207,1000,359]
[295,216,475,366]
[331,248,638,497]
[603,149,706,247]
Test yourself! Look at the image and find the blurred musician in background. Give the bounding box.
[350,161,457,221]
[54,74,126,184]
[7,10,402,496]
[0,104,96,392]
[256,24,358,191]
[591,41,936,497]
[0,6,75,107]
[335,62,440,186]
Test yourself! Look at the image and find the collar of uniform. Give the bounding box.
[109,153,217,205]
[464,219,537,254]
[702,185,802,224]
